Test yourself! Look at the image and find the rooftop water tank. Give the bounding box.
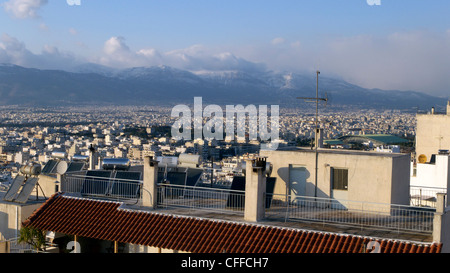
[178,154,202,167]
[52,151,67,159]
[72,155,89,161]
[102,158,130,170]
[20,164,42,176]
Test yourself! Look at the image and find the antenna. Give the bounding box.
[296,70,329,198]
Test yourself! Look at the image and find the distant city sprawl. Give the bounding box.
[0,104,416,166]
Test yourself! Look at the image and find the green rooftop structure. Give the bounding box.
[323,139,344,146]
[337,134,410,146]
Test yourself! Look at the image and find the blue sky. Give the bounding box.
[0,0,449,96]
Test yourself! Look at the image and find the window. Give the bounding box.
[332,168,348,191]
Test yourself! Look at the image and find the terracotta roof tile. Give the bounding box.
[291,231,306,253]
[347,236,359,253]
[23,194,443,254]
[278,230,291,253]
[320,233,335,253]
[313,233,329,253]
[328,234,343,253]
[288,231,305,253]
[169,217,191,250]
[272,229,287,253]
[205,221,229,253]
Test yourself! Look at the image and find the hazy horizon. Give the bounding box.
[0,0,449,97]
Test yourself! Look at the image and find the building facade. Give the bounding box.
[260,148,411,206]
[415,101,450,163]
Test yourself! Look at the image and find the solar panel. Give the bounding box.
[226,176,245,208]
[41,160,57,174]
[225,176,277,209]
[114,171,141,181]
[81,171,112,196]
[85,170,112,178]
[158,171,165,183]
[186,168,203,186]
[110,171,141,199]
[229,176,246,191]
[66,162,85,173]
[3,175,25,202]
[15,177,39,204]
[164,172,187,198]
[166,172,187,186]
[265,177,276,209]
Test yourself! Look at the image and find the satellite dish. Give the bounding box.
[418,154,427,164]
[55,161,68,175]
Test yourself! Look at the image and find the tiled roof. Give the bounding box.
[23,193,442,253]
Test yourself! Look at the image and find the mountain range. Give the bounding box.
[0,63,446,111]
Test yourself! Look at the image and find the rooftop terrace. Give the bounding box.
[59,172,436,244]
[275,146,408,157]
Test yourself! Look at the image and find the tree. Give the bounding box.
[18,226,47,252]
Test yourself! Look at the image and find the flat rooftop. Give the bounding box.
[268,146,408,158]
[0,185,434,245]
[124,203,433,244]
[0,190,46,206]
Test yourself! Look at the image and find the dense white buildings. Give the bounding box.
[1,102,450,254]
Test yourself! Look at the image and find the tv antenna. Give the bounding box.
[297,70,328,198]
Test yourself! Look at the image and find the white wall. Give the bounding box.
[411,155,450,189]
[416,114,450,163]
[0,202,42,240]
[261,148,410,206]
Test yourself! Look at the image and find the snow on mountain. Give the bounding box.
[69,63,119,76]
[0,63,445,110]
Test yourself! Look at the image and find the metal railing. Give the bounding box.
[157,183,245,214]
[266,193,435,234]
[1,237,50,253]
[410,186,446,208]
[156,184,435,234]
[63,175,142,202]
[61,175,436,234]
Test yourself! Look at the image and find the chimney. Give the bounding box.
[244,157,267,222]
[447,100,450,116]
[88,144,97,170]
[433,193,447,245]
[142,156,159,208]
[98,156,103,169]
[315,128,324,148]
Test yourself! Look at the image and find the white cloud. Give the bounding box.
[98,36,149,68]
[69,28,78,36]
[161,44,266,72]
[39,22,48,31]
[0,30,448,97]
[3,0,48,19]
[229,30,450,97]
[0,33,32,65]
[97,38,266,72]
[290,41,301,48]
[103,36,128,55]
[317,30,450,96]
[0,33,84,69]
[271,37,285,45]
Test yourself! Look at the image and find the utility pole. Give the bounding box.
[297,71,327,198]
